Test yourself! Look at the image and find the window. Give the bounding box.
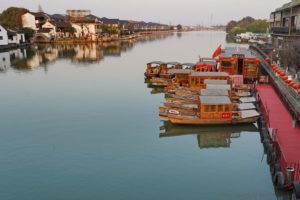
[0,36,3,40]
[246,62,255,68]
[211,105,216,112]
[218,105,223,112]
[221,61,232,67]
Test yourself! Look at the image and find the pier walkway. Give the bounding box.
[257,84,300,184]
[250,45,300,123]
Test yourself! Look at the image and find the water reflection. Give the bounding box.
[160,121,258,149]
[0,32,172,72]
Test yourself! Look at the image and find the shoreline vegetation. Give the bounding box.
[225,16,268,42]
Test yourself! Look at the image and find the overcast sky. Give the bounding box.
[1,0,289,25]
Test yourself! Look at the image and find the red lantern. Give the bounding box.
[265,57,270,62]
[280,71,285,76]
[286,79,291,84]
[289,81,294,86]
[292,83,298,89]
[298,89,300,95]
[282,76,288,80]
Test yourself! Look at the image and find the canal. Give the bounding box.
[0,31,289,200]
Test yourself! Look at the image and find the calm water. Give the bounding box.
[0,31,289,200]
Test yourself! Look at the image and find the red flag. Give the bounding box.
[212,45,222,58]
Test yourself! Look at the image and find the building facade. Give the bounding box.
[0,25,9,46]
[269,0,300,37]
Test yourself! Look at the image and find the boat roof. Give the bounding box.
[206,84,231,90]
[147,61,165,65]
[166,62,181,65]
[200,96,231,105]
[219,47,257,59]
[182,63,196,67]
[204,79,228,85]
[201,89,228,96]
[240,110,260,119]
[196,61,217,65]
[240,97,256,103]
[169,69,192,74]
[190,72,229,77]
[238,103,256,110]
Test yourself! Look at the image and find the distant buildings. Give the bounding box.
[269,0,300,40]
[1,7,172,44]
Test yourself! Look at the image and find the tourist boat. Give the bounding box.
[217,47,260,82]
[163,95,259,125]
[192,58,217,72]
[144,61,165,78]
[159,62,182,79]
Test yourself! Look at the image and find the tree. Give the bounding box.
[246,20,268,33]
[21,27,34,41]
[0,7,29,28]
[177,24,183,31]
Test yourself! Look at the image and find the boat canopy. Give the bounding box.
[147,61,165,65]
[206,84,231,90]
[219,47,257,59]
[240,110,260,119]
[240,97,256,103]
[190,71,229,77]
[238,103,256,110]
[196,61,217,66]
[200,96,231,105]
[201,89,228,96]
[166,62,181,66]
[168,69,192,74]
[182,63,196,67]
[204,79,228,85]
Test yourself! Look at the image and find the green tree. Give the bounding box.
[246,20,268,33]
[177,24,183,31]
[0,7,29,28]
[21,27,34,41]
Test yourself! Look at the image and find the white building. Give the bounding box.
[0,25,9,46]
[71,21,102,41]
[7,29,25,44]
[21,12,38,30]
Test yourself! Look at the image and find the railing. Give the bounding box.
[270,27,300,35]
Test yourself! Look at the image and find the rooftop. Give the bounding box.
[190,71,229,77]
[200,89,229,96]
[275,0,300,11]
[200,96,231,105]
[219,47,257,59]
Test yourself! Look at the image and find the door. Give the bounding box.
[238,59,244,75]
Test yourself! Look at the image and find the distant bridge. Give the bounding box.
[33,33,51,43]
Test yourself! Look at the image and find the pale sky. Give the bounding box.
[1,0,289,25]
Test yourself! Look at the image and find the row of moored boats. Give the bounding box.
[145,47,261,125]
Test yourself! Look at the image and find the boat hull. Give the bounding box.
[166,115,259,125]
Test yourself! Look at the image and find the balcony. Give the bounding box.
[270,27,300,35]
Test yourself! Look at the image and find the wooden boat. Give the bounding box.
[150,77,172,87]
[218,47,260,82]
[162,96,259,125]
[192,59,217,72]
[159,62,182,79]
[144,61,165,78]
